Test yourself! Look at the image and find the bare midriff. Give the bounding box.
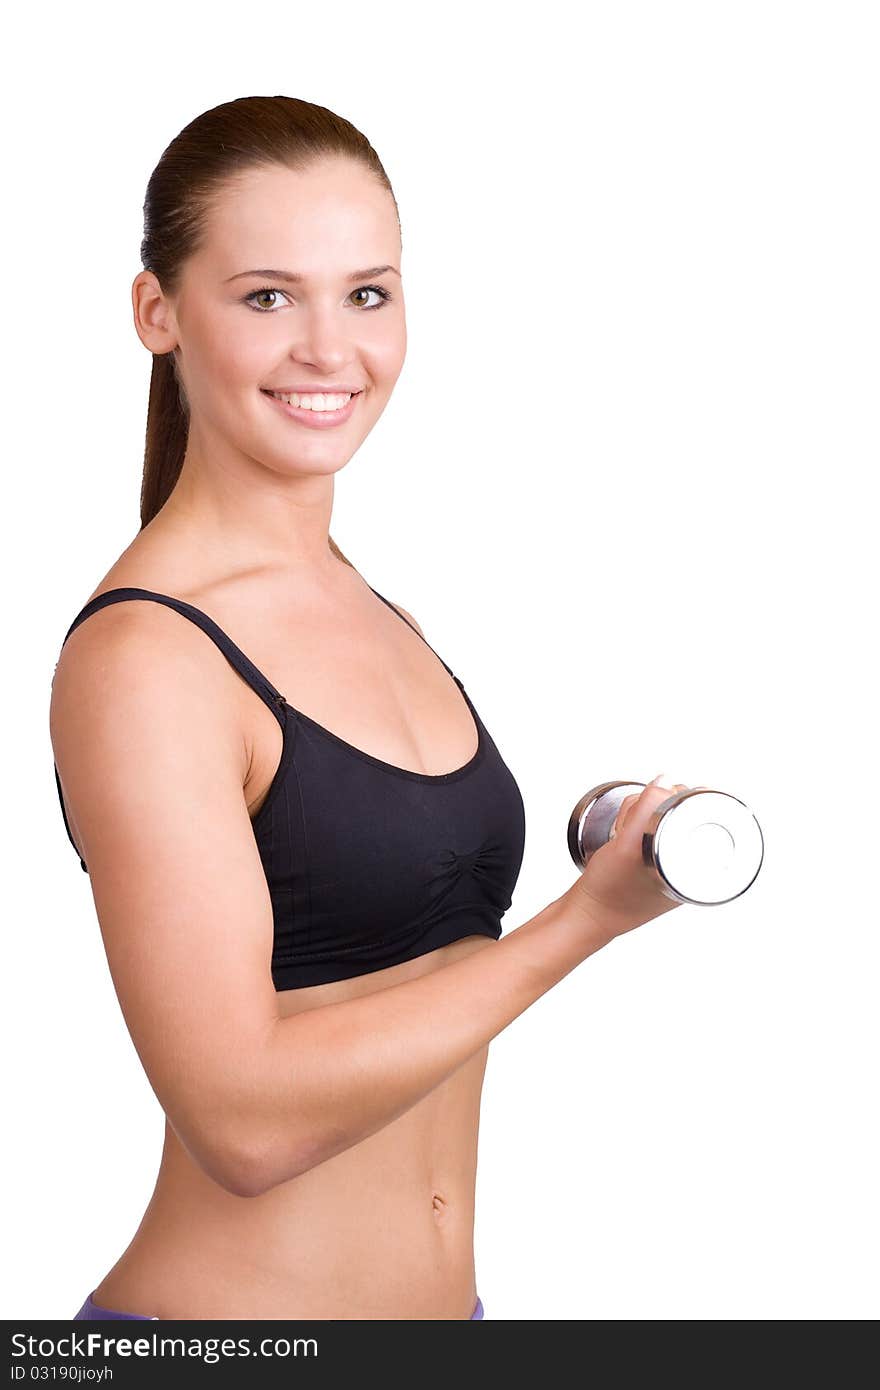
[91,934,495,1320]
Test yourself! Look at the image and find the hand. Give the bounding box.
[566,776,689,939]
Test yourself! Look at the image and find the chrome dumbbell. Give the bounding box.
[567,780,764,906]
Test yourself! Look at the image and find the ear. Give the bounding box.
[132,270,179,355]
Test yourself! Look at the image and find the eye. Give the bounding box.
[243,284,393,313]
[244,288,289,312]
[350,285,393,310]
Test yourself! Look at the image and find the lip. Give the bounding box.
[261,387,362,430]
[262,385,363,394]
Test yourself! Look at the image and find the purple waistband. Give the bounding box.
[74,1291,154,1320]
[75,1289,485,1320]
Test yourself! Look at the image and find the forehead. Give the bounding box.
[199,160,399,272]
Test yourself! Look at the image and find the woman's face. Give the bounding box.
[160,158,406,481]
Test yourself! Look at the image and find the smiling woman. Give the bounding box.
[50,93,624,1325]
[135,95,407,539]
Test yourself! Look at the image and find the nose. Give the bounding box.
[289,305,359,373]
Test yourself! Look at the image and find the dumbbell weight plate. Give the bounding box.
[568,781,764,907]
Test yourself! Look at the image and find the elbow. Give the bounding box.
[208,1124,324,1198]
[217,1145,271,1200]
[217,1128,285,1198]
[182,1071,340,1196]
[226,1126,341,1197]
[232,1134,323,1196]
[181,1120,278,1199]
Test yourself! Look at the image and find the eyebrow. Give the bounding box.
[225,264,400,284]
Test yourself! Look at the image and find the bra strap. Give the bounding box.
[60,588,287,721]
[367,585,460,684]
[54,588,288,874]
[54,763,88,872]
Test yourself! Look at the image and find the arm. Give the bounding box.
[254,884,610,1191]
[50,601,283,1197]
[50,600,613,1200]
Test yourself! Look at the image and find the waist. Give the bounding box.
[107,1190,477,1319]
[118,1129,478,1317]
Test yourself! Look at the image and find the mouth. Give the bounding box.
[260,388,363,429]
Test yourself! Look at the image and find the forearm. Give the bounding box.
[249,884,616,1192]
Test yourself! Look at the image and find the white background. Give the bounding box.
[3,0,877,1321]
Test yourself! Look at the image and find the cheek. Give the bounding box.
[368,326,407,382]
[193,309,266,388]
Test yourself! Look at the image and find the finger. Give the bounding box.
[618,781,686,845]
[647,774,689,793]
[614,779,688,844]
[610,791,640,839]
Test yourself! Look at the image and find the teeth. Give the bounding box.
[269,391,353,411]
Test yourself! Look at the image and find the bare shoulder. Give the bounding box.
[51,595,244,755]
[50,596,249,858]
[386,600,425,638]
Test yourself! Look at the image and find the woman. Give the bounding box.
[50,95,684,1321]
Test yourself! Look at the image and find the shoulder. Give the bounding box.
[50,595,251,873]
[387,601,425,638]
[50,596,246,774]
[52,595,232,705]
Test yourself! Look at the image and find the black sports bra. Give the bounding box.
[53,585,526,990]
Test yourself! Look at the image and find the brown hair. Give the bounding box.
[138,95,401,568]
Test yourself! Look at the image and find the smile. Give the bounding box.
[261,388,362,429]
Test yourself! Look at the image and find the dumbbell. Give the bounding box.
[567,780,764,906]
